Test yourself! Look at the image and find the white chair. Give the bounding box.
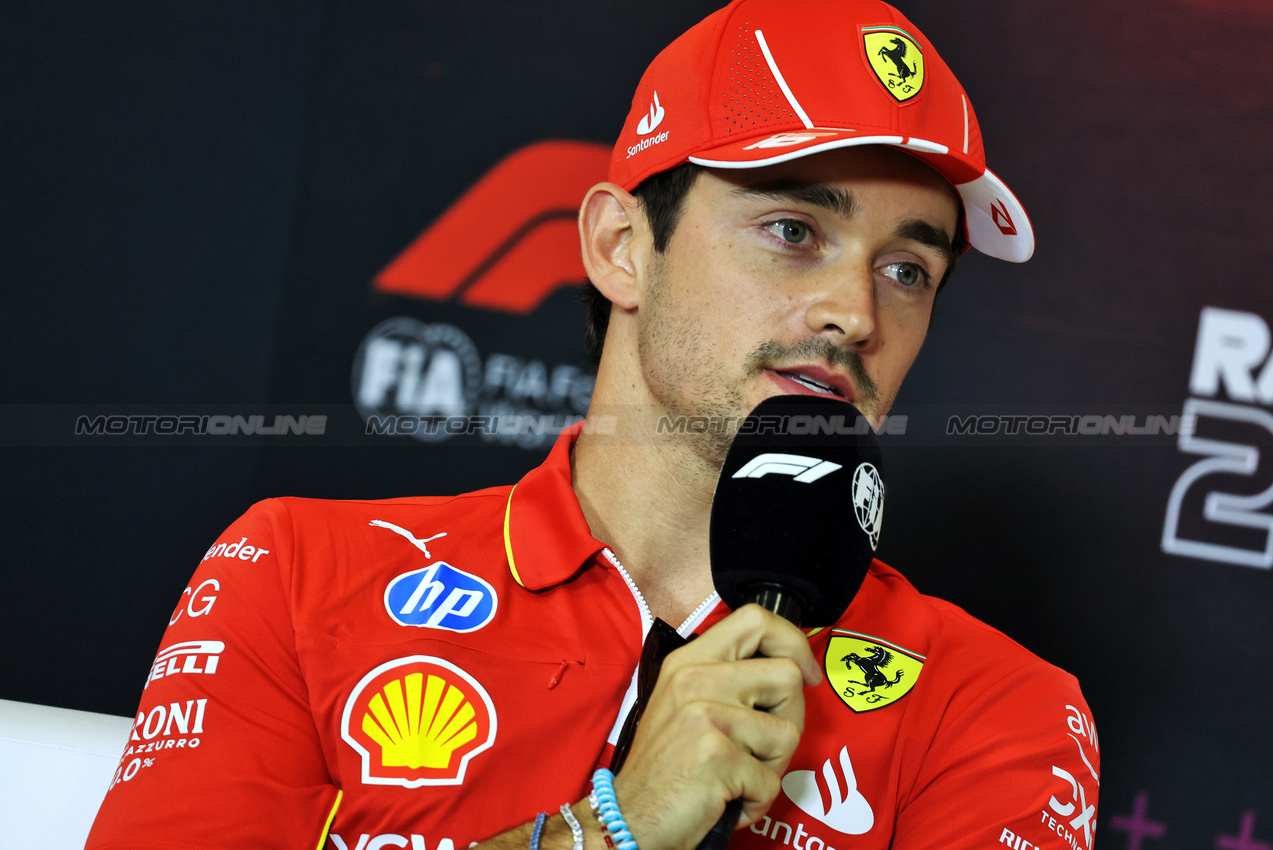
[0,699,134,849]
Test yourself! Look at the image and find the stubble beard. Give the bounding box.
[637,257,745,473]
[637,258,884,476]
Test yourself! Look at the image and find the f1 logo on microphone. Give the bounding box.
[732,453,843,483]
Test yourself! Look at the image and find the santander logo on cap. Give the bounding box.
[625,89,672,160]
[636,92,665,135]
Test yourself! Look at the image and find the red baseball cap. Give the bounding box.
[609,0,1033,262]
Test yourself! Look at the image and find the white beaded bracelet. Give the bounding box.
[560,803,584,850]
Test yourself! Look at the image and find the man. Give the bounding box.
[88,2,1098,849]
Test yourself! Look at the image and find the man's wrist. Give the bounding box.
[573,800,610,850]
[539,803,609,850]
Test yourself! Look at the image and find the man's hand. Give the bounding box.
[611,604,822,850]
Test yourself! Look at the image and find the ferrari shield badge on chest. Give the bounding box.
[862,26,925,102]
[825,630,924,712]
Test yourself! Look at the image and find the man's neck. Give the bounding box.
[571,405,721,627]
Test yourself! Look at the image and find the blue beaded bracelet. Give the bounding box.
[590,768,638,850]
[529,812,548,850]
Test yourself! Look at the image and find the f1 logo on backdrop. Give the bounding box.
[375,140,610,315]
[1163,307,1273,569]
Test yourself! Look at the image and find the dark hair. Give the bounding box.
[580,161,966,367]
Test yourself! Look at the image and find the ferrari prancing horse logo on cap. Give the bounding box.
[862,26,925,102]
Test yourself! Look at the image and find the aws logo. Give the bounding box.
[341,656,497,788]
[374,140,610,314]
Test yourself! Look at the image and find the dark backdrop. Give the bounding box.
[3,1,1271,846]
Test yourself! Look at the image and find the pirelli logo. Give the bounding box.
[145,640,223,688]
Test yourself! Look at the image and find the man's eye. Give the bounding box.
[766,219,811,244]
[881,261,928,288]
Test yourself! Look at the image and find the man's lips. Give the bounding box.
[765,367,855,402]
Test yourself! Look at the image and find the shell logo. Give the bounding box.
[341,656,496,787]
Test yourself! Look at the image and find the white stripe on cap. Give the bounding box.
[754,30,814,130]
[962,94,969,155]
[691,134,906,170]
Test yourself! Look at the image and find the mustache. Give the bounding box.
[746,339,879,403]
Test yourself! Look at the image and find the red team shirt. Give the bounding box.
[87,425,1099,850]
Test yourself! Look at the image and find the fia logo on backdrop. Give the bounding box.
[1162,306,1273,569]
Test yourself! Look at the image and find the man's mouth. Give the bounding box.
[769,369,852,400]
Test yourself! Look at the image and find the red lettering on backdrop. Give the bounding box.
[375,140,611,314]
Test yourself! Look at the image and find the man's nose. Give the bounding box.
[802,263,877,347]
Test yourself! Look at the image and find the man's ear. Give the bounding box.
[579,182,645,311]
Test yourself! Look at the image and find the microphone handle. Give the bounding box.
[696,801,741,850]
[695,584,806,850]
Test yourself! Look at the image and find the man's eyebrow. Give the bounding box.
[732,180,857,219]
[895,218,955,268]
[734,179,955,265]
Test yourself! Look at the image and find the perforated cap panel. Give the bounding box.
[721,23,798,134]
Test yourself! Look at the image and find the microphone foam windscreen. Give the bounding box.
[709,395,884,627]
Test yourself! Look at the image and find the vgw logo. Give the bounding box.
[1163,307,1273,569]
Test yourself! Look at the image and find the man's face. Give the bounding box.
[634,145,959,465]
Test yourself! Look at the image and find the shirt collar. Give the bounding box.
[502,421,607,590]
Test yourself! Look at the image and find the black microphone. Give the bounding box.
[697,394,885,850]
